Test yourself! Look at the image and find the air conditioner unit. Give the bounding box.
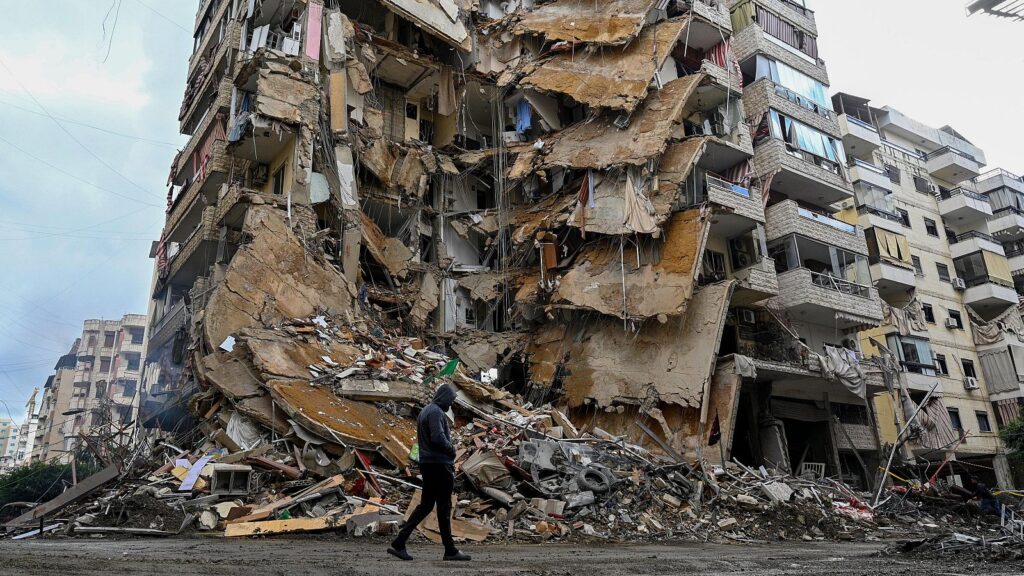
[739,309,756,325]
[951,278,967,290]
[945,317,960,329]
[963,376,979,390]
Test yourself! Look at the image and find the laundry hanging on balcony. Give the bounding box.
[820,345,866,399]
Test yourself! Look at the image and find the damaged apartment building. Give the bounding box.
[137,0,1015,490]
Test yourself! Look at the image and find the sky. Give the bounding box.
[0,1,1022,424]
[0,1,194,424]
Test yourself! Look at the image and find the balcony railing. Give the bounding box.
[948,230,998,245]
[857,204,904,224]
[848,157,884,174]
[798,206,856,234]
[962,274,1014,289]
[990,206,1024,219]
[923,145,979,164]
[975,168,1023,185]
[1004,246,1024,258]
[707,175,751,198]
[771,82,833,120]
[939,187,988,202]
[808,270,871,298]
[845,114,877,132]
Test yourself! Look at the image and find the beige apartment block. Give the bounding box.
[833,91,1018,487]
[32,315,146,464]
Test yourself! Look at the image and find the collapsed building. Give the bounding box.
[136,0,1017,496]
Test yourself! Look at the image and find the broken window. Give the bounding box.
[885,164,901,184]
[935,354,948,375]
[121,380,137,398]
[767,110,846,167]
[896,208,910,228]
[962,358,977,378]
[272,165,285,196]
[976,411,992,433]
[124,353,141,371]
[922,303,935,323]
[888,334,935,375]
[700,250,727,284]
[129,327,144,345]
[948,408,963,430]
[924,218,939,237]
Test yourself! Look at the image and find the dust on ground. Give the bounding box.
[0,536,1018,576]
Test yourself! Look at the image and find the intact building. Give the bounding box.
[33,315,146,464]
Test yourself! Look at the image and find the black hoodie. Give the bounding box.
[417,384,457,465]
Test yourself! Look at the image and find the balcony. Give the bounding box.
[705,175,763,223]
[870,260,917,296]
[732,24,828,86]
[975,168,1024,195]
[1007,247,1024,275]
[745,78,838,138]
[773,267,882,329]
[948,230,1004,259]
[766,200,866,255]
[901,370,940,393]
[963,278,1019,314]
[987,206,1024,241]
[848,158,892,192]
[924,146,982,182]
[857,204,904,234]
[731,257,779,306]
[937,187,992,226]
[165,140,229,242]
[755,139,854,208]
[838,114,881,157]
[166,207,219,287]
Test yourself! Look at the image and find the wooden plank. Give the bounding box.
[246,456,302,479]
[227,475,345,524]
[4,464,120,528]
[225,515,346,537]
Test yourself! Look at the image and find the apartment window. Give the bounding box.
[272,165,285,196]
[700,251,727,285]
[912,256,923,276]
[976,411,992,433]
[890,335,935,375]
[935,354,948,375]
[948,408,963,431]
[922,303,935,323]
[885,164,901,184]
[129,328,144,345]
[99,356,111,372]
[121,380,137,398]
[948,310,963,329]
[124,353,140,371]
[95,380,107,399]
[896,208,911,228]
[87,334,97,347]
[962,358,977,378]
[924,218,939,237]
[103,332,115,347]
[913,175,933,194]
[936,263,951,282]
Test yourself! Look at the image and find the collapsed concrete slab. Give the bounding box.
[514,0,659,45]
[202,206,355,349]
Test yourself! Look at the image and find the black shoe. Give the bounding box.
[387,547,413,561]
[443,550,471,561]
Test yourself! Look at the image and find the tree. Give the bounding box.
[1000,416,1024,486]
[0,452,102,521]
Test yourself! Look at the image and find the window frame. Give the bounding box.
[912,255,924,276]
[924,218,939,237]
[935,353,948,375]
[922,303,935,323]
[976,411,992,433]
[962,358,977,378]
[936,263,951,282]
[948,408,963,430]
[948,309,964,329]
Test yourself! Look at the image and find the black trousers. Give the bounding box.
[393,463,456,553]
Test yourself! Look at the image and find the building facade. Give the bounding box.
[33,315,146,464]
[0,418,15,471]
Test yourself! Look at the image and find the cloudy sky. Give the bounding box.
[0,1,1022,425]
[0,1,193,424]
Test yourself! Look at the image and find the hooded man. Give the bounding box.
[388,383,471,561]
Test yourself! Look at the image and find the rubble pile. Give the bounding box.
[6,311,1022,546]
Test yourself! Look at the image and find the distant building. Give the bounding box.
[33,315,146,464]
[0,417,16,471]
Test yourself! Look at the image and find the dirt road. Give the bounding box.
[0,537,1013,575]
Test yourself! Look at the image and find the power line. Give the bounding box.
[0,135,162,208]
[0,56,165,200]
[132,0,191,34]
[0,98,180,148]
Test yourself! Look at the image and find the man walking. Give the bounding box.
[388,383,471,561]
